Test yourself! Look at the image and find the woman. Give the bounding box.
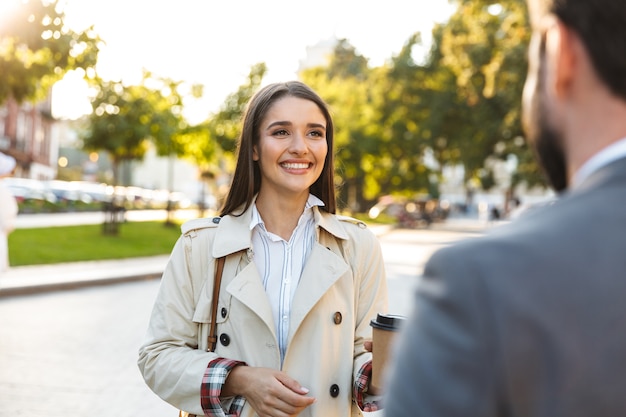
[138,81,388,416]
[0,152,18,273]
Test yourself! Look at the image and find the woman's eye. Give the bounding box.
[272,129,289,136]
[309,130,324,138]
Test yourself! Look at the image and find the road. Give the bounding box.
[0,227,482,416]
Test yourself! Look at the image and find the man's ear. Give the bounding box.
[546,19,577,98]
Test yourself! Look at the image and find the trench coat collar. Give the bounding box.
[212,197,349,258]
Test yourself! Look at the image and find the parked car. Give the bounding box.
[368,195,450,228]
[4,177,58,212]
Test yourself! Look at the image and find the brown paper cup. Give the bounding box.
[369,313,405,394]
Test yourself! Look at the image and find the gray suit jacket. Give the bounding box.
[385,156,626,417]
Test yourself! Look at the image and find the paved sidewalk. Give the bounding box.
[0,255,170,296]
[0,218,495,297]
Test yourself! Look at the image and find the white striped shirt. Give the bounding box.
[250,194,324,362]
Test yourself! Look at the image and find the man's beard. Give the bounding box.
[525,60,568,192]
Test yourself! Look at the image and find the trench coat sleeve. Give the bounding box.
[349,225,389,390]
[138,234,219,415]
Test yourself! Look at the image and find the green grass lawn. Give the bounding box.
[7,213,389,267]
[8,221,182,267]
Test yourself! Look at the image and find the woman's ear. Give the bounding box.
[252,145,259,161]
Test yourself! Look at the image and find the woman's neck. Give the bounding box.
[255,192,309,240]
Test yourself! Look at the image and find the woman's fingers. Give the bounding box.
[364,340,373,352]
[235,367,315,417]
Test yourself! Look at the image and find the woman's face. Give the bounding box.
[253,95,328,199]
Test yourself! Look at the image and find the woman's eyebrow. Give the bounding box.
[266,121,292,129]
[265,121,326,130]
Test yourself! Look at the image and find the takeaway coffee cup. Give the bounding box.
[369,313,406,394]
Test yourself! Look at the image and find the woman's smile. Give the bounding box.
[253,96,328,197]
[280,161,312,171]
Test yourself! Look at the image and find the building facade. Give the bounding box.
[0,95,58,179]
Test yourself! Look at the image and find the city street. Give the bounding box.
[0,226,482,416]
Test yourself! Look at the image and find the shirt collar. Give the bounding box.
[573,137,626,188]
[213,195,351,258]
[249,194,325,231]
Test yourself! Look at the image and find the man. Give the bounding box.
[384,0,626,416]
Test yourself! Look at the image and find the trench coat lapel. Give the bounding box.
[289,243,348,335]
[226,260,276,338]
[215,203,353,343]
[212,210,253,258]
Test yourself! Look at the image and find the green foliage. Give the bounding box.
[178,63,267,182]
[2,0,547,209]
[302,40,384,210]
[435,0,544,188]
[375,33,441,195]
[81,71,185,184]
[303,36,445,210]
[209,62,267,154]
[0,0,101,105]
[326,39,370,79]
[192,0,546,203]
[8,221,181,266]
[18,198,101,214]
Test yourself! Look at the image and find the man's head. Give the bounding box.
[522,0,626,191]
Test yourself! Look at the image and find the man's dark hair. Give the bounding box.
[546,0,626,100]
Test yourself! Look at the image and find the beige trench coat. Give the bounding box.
[138,206,388,417]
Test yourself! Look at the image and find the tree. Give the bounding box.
[302,39,384,211]
[375,32,447,199]
[80,71,186,232]
[82,71,186,185]
[0,0,101,105]
[176,63,266,209]
[435,0,545,194]
[208,62,266,156]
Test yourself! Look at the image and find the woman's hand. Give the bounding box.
[361,342,383,412]
[223,366,316,417]
[363,340,380,396]
[363,400,382,412]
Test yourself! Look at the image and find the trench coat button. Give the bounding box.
[329,384,340,398]
[212,217,221,224]
[221,307,227,318]
[219,333,230,346]
[333,311,342,325]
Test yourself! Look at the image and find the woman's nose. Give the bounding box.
[289,132,308,154]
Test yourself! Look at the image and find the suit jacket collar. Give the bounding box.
[212,200,348,258]
[573,137,626,187]
[575,154,626,193]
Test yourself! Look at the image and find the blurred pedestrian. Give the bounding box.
[0,152,18,273]
[138,81,388,417]
[384,0,626,416]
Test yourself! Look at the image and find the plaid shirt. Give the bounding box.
[200,358,374,415]
[353,360,374,409]
[201,358,246,417]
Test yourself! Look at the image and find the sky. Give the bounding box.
[49,0,455,123]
